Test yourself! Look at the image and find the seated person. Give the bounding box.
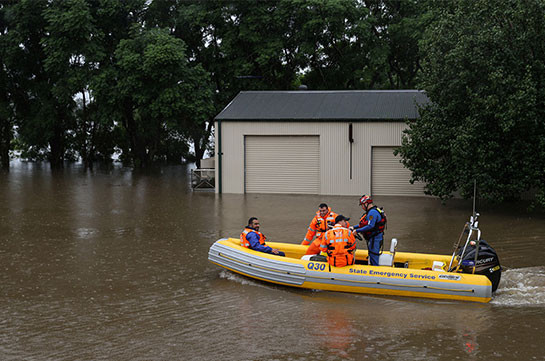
[240,217,285,256]
[301,203,338,256]
[320,215,356,267]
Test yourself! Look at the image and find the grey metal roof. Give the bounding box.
[215,90,429,121]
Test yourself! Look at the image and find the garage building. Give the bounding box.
[214,90,429,196]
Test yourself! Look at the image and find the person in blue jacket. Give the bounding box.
[240,217,285,256]
[353,195,386,266]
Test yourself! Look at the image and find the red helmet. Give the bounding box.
[359,194,373,206]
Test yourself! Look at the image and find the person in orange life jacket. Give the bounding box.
[353,195,385,266]
[240,217,285,256]
[301,203,339,256]
[320,215,356,267]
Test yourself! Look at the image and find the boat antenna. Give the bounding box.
[472,179,477,218]
[470,179,482,274]
[447,179,479,272]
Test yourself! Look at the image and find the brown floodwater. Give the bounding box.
[1,161,544,360]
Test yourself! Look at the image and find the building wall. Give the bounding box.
[214,120,409,195]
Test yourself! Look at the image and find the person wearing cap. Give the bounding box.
[354,195,386,266]
[320,215,357,267]
[240,217,285,256]
[301,203,339,256]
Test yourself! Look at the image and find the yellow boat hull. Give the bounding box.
[208,238,492,303]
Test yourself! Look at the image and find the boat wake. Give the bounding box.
[491,266,545,306]
[218,270,270,289]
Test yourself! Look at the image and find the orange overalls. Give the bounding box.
[320,224,356,267]
[301,208,338,255]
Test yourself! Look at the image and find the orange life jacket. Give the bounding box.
[240,227,266,248]
[320,224,356,267]
[302,208,338,245]
[358,206,386,239]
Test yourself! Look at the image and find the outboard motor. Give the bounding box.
[448,211,502,292]
[457,239,502,292]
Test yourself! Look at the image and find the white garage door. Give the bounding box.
[245,135,320,194]
[371,146,426,196]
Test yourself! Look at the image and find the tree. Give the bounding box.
[0,67,13,170]
[95,27,212,167]
[88,0,147,166]
[296,0,378,89]
[0,67,11,170]
[148,0,430,164]
[396,0,545,206]
[364,0,426,89]
[147,1,307,166]
[166,1,234,167]
[42,0,106,168]
[0,2,15,169]
[5,0,81,168]
[2,0,434,169]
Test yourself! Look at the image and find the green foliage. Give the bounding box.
[1,0,543,208]
[8,0,541,208]
[297,0,377,89]
[365,0,427,88]
[1,0,434,169]
[96,27,213,166]
[0,4,14,169]
[397,0,545,206]
[3,0,71,167]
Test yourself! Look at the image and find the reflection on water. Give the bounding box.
[1,161,545,360]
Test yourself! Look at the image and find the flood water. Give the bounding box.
[1,162,545,360]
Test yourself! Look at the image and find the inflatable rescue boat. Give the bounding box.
[208,213,501,303]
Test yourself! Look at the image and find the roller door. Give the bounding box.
[371,146,426,196]
[245,136,320,194]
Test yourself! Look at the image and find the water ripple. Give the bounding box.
[492,266,545,306]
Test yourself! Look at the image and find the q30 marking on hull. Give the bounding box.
[307,262,326,271]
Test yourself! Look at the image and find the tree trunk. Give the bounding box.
[49,133,64,169]
[88,117,97,171]
[123,102,148,167]
[193,120,214,169]
[49,121,65,169]
[193,137,203,169]
[80,90,91,169]
[0,119,10,170]
[0,89,11,170]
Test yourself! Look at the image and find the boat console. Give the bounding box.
[378,238,397,267]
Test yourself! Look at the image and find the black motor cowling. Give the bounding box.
[458,239,501,292]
